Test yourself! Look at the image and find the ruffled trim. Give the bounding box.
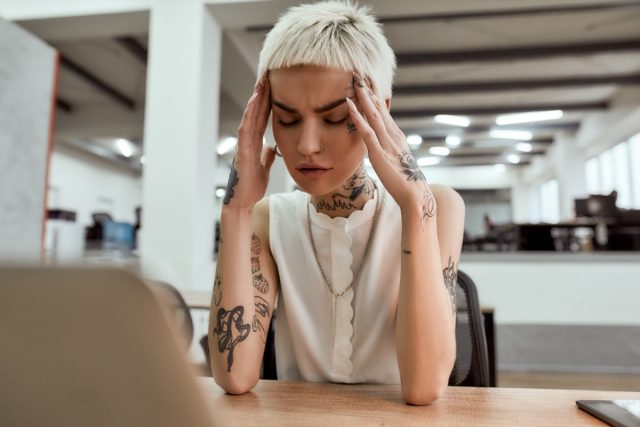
[308,190,377,231]
[331,288,355,380]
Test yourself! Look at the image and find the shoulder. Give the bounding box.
[430,184,465,214]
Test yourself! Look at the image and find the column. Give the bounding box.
[554,131,587,220]
[140,0,221,291]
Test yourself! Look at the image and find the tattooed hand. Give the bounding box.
[223,73,277,210]
[346,73,437,229]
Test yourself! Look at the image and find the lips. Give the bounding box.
[296,163,332,178]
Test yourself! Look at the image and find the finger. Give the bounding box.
[353,74,391,148]
[346,97,383,158]
[255,76,271,133]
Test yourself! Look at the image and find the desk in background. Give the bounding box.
[198,379,640,426]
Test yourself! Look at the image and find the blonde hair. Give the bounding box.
[257,1,396,98]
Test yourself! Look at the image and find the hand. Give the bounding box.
[345,73,436,227]
[223,75,276,211]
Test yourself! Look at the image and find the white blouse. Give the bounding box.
[269,183,402,384]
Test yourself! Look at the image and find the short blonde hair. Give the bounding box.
[257,1,396,98]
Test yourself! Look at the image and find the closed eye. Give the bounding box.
[324,116,348,126]
[278,119,300,127]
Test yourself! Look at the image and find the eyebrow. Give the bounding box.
[272,98,348,114]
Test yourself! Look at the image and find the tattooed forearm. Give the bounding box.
[252,316,266,343]
[223,160,239,205]
[442,256,457,317]
[402,249,412,255]
[214,306,251,372]
[421,189,437,231]
[213,270,222,306]
[398,152,426,183]
[252,295,271,343]
[251,234,270,294]
[254,295,270,318]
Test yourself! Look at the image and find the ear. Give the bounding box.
[384,97,391,111]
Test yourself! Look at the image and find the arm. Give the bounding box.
[346,74,463,405]
[395,184,464,405]
[208,74,279,394]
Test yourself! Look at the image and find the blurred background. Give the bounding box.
[1,0,639,392]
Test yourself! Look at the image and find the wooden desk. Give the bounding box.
[199,379,640,426]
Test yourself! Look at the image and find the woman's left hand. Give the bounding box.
[346,73,436,226]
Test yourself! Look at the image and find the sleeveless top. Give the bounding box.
[269,183,402,384]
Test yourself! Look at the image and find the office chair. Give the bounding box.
[448,270,491,387]
[147,280,194,351]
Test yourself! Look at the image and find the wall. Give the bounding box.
[47,144,142,227]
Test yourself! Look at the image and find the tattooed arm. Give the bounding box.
[208,197,279,394]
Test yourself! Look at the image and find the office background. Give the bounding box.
[1,0,639,389]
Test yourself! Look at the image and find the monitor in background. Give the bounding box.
[587,194,619,218]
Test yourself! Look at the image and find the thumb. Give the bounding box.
[261,145,277,173]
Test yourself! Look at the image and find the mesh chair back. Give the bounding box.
[147,280,194,351]
[448,270,490,387]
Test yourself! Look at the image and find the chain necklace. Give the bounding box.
[306,181,382,296]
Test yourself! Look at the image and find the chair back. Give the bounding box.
[147,280,194,351]
[448,270,490,387]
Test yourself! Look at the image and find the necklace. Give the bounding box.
[306,182,382,297]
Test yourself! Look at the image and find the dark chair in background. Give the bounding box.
[146,280,194,351]
[448,270,490,387]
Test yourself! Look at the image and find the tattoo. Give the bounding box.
[252,273,269,294]
[213,270,222,306]
[214,306,251,372]
[347,121,356,134]
[402,249,412,255]
[313,165,375,214]
[251,257,260,274]
[254,295,270,318]
[252,315,267,343]
[223,160,239,205]
[421,189,437,231]
[398,152,426,183]
[442,256,457,317]
[251,234,261,255]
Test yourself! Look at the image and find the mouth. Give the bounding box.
[297,167,332,178]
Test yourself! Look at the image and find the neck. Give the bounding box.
[310,164,376,218]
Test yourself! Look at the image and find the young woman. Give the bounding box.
[209,1,465,405]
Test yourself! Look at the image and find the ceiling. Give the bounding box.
[14,0,640,171]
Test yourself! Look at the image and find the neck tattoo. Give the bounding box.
[311,165,376,218]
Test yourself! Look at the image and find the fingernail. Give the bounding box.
[346,97,356,109]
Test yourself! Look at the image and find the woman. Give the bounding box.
[209,1,465,405]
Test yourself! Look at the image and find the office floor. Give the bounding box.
[498,371,640,391]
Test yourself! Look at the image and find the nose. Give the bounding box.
[297,121,323,156]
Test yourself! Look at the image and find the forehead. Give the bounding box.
[269,65,353,109]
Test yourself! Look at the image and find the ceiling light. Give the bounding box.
[495,110,563,125]
[215,188,226,198]
[429,146,450,156]
[417,156,441,166]
[217,137,238,155]
[493,164,506,172]
[507,154,521,164]
[434,114,471,127]
[445,135,462,147]
[516,142,533,153]
[407,134,422,146]
[489,130,532,141]
[115,138,134,158]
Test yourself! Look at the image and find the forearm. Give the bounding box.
[208,206,261,393]
[395,202,456,405]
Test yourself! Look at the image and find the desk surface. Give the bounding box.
[198,379,640,426]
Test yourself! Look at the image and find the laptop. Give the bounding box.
[0,266,222,427]
[577,400,640,427]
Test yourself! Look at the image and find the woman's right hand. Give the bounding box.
[223,75,276,211]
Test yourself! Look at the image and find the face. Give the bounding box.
[269,65,366,196]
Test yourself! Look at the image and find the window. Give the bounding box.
[585,157,600,195]
[598,149,614,195]
[612,142,632,209]
[630,133,640,209]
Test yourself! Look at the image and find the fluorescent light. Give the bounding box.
[215,188,226,198]
[429,146,450,156]
[445,135,462,147]
[434,114,471,128]
[116,138,133,158]
[489,130,532,141]
[516,142,533,152]
[417,156,441,166]
[507,154,521,164]
[407,134,422,146]
[217,137,238,155]
[493,164,506,172]
[496,110,563,125]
